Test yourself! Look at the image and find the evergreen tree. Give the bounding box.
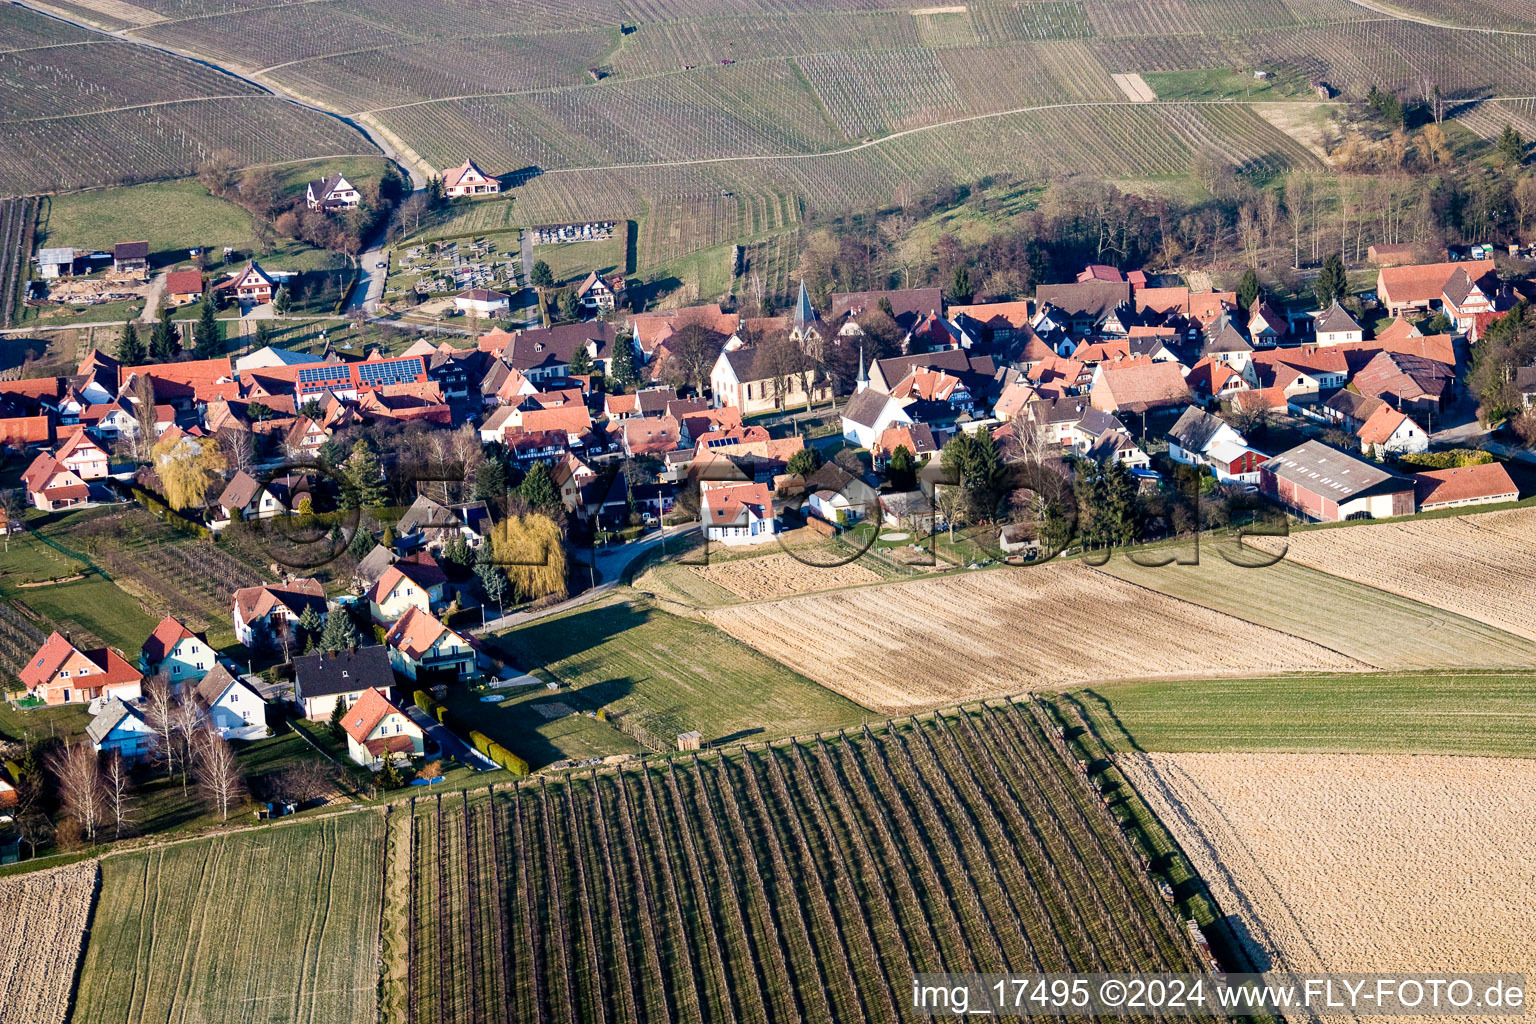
[786,447,823,477]
[442,533,471,574]
[347,525,375,560]
[117,320,146,365]
[328,697,348,741]
[940,430,1002,522]
[608,335,638,388]
[378,752,405,789]
[475,551,508,615]
[530,260,554,288]
[1314,253,1348,309]
[472,456,508,502]
[272,286,292,316]
[381,522,398,548]
[948,264,972,303]
[1237,267,1261,311]
[297,605,324,652]
[194,300,222,357]
[1499,123,1527,166]
[318,608,361,652]
[887,445,915,491]
[343,440,387,509]
[254,321,271,349]
[519,460,559,512]
[568,343,592,377]
[149,310,181,362]
[558,289,581,323]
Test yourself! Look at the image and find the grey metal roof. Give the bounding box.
[86,699,141,744]
[1263,440,1410,501]
[293,645,394,699]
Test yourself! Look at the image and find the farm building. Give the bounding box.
[1352,351,1455,419]
[305,172,360,210]
[20,631,142,706]
[1412,463,1519,511]
[1377,259,1495,316]
[113,241,150,278]
[1089,360,1192,416]
[164,269,204,306]
[454,288,510,316]
[1367,242,1417,266]
[36,247,78,279]
[441,159,500,197]
[1259,440,1415,521]
[292,645,395,720]
[340,688,425,768]
[194,664,268,741]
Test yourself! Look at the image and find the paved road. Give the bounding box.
[347,245,388,313]
[404,704,496,769]
[474,523,699,634]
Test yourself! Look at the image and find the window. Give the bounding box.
[60,670,69,678]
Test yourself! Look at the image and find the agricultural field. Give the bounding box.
[1067,670,1536,758]
[1249,507,1536,642]
[72,812,384,1024]
[707,561,1364,713]
[0,860,97,1024]
[485,596,866,751]
[1121,752,1536,985]
[1095,554,1536,669]
[681,550,884,602]
[384,702,1215,1024]
[0,528,160,657]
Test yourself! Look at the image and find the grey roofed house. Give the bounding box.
[292,645,394,700]
[216,470,261,512]
[829,287,946,330]
[802,461,879,505]
[1202,320,1253,355]
[1517,364,1536,397]
[1263,440,1411,501]
[194,663,241,706]
[1323,389,1386,426]
[1075,405,1129,440]
[868,349,996,394]
[1034,280,1131,322]
[86,698,144,744]
[841,387,900,429]
[397,494,494,543]
[1313,301,1362,335]
[507,321,617,374]
[355,543,398,585]
[1167,406,1230,453]
[1440,266,1483,307]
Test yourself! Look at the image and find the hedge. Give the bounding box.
[131,487,212,539]
[1395,449,1494,469]
[467,729,530,777]
[413,689,436,715]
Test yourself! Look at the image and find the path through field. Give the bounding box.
[1121,752,1536,1022]
[1112,73,1157,102]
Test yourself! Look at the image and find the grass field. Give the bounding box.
[37,181,259,261]
[384,702,1212,1024]
[1068,670,1536,758]
[483,596,868,752]
[71,811,384,1024]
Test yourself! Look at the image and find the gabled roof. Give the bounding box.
[1313,301,1362,335]
[442,158,494,189]
[1355,404,1416,445]
[114,241,149,261]
[1378,259,1495,306]
[20,631,139,691]
[1203,321,1252,355]
[1323,389,1385,423]
[1167,407,1234,453]
[142,614,200,666]
[841,387,903,429]
[355,543,398,584]
[55,429,107,461]
[164,269,203,295]
[702,481,774,526]
[1412,463,1519,507]
[1352,350,1455,403]
[233,578,326,624]
[86,698,145,743]
[341,687,408,744]
[293,644,393,698]
[1092,360,1191,413]
[874,422,939,457]
[384,606,462,662]
[194,663,243,707]
[1374,316,1423,344]
[1264,440,1411,500]
[1035,280,1131,320]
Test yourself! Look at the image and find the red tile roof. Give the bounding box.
[1378,259,1494,307]
[164,270,204,296]
[141,614,199,666]
[341,687,408,744]
[19,631,139,692]
[1412,463,1519,507]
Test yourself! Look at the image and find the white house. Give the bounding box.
[86,699,157,762]
[305,173,361,211]
[840,387,913,449]
[454,289,510,317]
[194,664,268,741]
[701,481,777,545]
[1166,407,1246,467]
[1312,302,1364,346]
[1356,405,1429,458]
[441,159,500,197]
[291,645,395,720]
[341,687,425,768]
[140,615,217,685]
[384,606,477,682]
[231,579,327,650]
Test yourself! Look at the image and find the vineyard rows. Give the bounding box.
[0,5,93,50]
[0,599,48,677]
[0,196,37,328]
[0,40,257,122]
[387,702,1214,1024]
[1085,0,1202,38]
[796,49,966,139]
[0,96,373,197]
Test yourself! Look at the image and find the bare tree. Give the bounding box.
[170,699,203,797]
[49,741,108,843]
[192,727,245,821]
[141,675,180,782]
[102,752,135,840]
[1000,410,1054,466]
[219,426,257,476]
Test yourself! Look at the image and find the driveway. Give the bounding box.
[137,272,167,323]
[405,704,496,769]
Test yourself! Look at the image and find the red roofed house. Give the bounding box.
[340,687,424,768]
[21,453,88,511]
[384,606,477,682]
[1089,360,1192,416]
[441,159,500,197]
[231,578,327,649]
[1412,463,1519,511]
[19,630,142,705]
[366,561,447,625]
[1377,259,1495,316]
[622,415,681,457]
[1355,404,1428,458]
[139,614,218,684]
[55,430,109,480]
[164,269,204,306]
[701,481,777,545]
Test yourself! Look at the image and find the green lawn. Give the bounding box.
[1142,67,1308,102]
[440,683,643,768]
[38,180,260,260]
[535,232,626,286]
[1069,671,1536,758]
[482,595,869,750]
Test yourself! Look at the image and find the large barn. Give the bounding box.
[1259,440,1414,522]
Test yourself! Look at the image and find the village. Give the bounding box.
[0,154,1534,860]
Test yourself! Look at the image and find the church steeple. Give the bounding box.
[793,279,816,331]
[855,341,869,393]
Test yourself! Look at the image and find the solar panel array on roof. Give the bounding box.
[298,365,351,385]
[357,357,424,387]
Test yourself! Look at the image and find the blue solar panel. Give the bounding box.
[297,365,350,385]
[356,357,424,387]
